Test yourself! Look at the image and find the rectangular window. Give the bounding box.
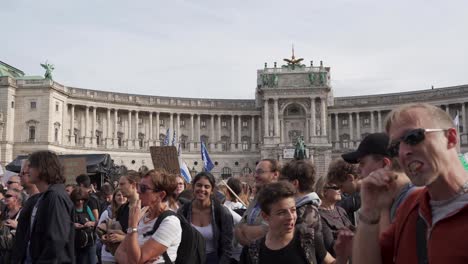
[55,103,59,112]
[159,119,165,126]
[11,101,14,108]
[30,101,37,109]
[201,121,206,128]
[222,121,227,127]
[181,120,185,127]
[364,118,370,124]
[242,141,249,151]
[242,121,248,128]
[342,119,348,126]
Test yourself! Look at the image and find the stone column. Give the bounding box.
[251,116,256,150]
[217,115,222,141]
[264,100,269,137]
[311,99,316,137]
[106,108,111,146]
[114,109,118,147]
[370,111,375,133]
[196,114,201,148]
[128,111,132,148]
[189,114,194,151]
[169,113,174,144]
[274,99,279,137]
[356,112,361,143]
[321,98,327,136]
[92,107,97,146]
[210,114,215,150]
[70,104,75,145]
[85,106,90,147]
[176,113,180,145]
[149,112,153,146]
[258,117,262,143]
[334,113,339,149]
[463,103,467,134]
[231,115,236,150]
[238,115,242,151]
[377,110,382,132]
[446,104,450,113]
[135,111,140,148]
[155,112,160,146]
[305,118,309,143]
[349,113,353,148]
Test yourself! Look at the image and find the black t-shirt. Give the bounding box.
[258,234,307,264]
[116,202,129,232]
[86,193,100,213]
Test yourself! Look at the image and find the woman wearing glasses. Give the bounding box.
[179,172,233,264]
[115,170,181,264]
[317,178,355,257]
[0,188,23,262]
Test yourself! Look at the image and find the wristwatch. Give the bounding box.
[126,227,138,234]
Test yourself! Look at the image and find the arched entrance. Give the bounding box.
[282,103,307,144]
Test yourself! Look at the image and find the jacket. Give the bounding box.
[21,184,75,264]
[179,200,233,264]
[380,188,468,264]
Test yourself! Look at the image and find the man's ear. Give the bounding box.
[272,171,280,182]
[446,128,458,149]
[382,157,392,169]
[261,211,269,222]
[346,173,355,182]
[292,179,300,190]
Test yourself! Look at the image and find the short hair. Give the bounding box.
[259,159,281,173]
[226,177,242,203]
[76,174,91,188]
[385,103,454,133]
[99,184,114,198]
[257,181,296,214]
[280,160,316,193]
[327,158,358,184]
[123,170,141,185]
[70,187,90,203]
[369,154,403,173]
[143,170,177,202]
[28,151,65,184]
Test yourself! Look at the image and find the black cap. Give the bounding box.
[341,133,390,164]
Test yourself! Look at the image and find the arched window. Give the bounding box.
[96,130,103,146]
[54,128,59,143]
[180,134,188,150]
[138,133,145,149]
[221,167,232,179]
[242,167,252,175]
[29,126,36,141]
[221,136,230,151]
[241,136,250,151]
[117,132,124,147]
[340,134,350,149]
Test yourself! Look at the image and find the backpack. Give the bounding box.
[143,210,206,264]
[74,206,96,248]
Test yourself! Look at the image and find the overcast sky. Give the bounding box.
[2,0,468,99]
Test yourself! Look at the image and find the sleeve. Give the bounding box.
[218,205,234,264]
[87,196,99,211]
[379,222,396,264]
[314,216,328,263]
[320,216,335,256]
[37,194,74,262]
[151,215,182,248]
[98,209,109,225]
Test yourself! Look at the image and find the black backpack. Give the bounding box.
[143,210,206,264]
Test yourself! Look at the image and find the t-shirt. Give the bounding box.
[86,193,100,215]
[97,209,115,263]
[258,234,307,264]
[430,192,468,226]
[137,213,182,264]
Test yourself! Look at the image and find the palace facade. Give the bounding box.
[1,59,468,178]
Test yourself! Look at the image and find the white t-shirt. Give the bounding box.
[224,200,246,211]
[98,209,116,263]
[137,213,182,264]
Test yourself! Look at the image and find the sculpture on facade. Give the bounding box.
[261,74,279,87]
[282,45,305,70]
[294,136,307,160]
[308,73,316,85]
[40,61,55,80]
[319,72,327,85]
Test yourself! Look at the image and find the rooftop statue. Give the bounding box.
[294,136,307,160]
[40,61,55,80]
[282,45,305,70]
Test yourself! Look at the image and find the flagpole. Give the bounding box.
[219,180,247,207]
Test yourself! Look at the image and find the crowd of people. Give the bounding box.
[0,102,466,263]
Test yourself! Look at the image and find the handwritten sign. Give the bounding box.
[61,157,87,184]
[149,146,180,175]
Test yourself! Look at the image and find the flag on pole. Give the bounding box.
[454,111,460,128]
[201,140,214,172]
[163,128,170,146]
[172,130,177,146]
[178,144,192,183]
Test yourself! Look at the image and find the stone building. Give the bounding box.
[1,58,467,179]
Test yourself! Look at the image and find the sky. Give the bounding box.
[2,0,468,99]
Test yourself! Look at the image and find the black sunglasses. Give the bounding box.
[388,128,447,157]
[324,186,341,191]
[7,181,19,185]
[139,184,158,193]
[4,194,13,198]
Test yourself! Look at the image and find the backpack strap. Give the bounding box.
[143,210,178,264]
[416,214,428,264]
[86,205,96,222]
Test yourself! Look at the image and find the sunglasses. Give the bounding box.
[4,194,14,199]
[139,184,158,193]
[388,128,447,157]
[7,181,19,185]
[324,186,341,191]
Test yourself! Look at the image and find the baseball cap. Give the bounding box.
[341,133,390,164]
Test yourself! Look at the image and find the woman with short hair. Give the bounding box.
[115,170,182,264]
[71,187,97,264]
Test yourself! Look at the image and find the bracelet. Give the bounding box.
[358,211,380,225]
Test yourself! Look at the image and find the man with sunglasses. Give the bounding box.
[353,103,468,264]
[342,133,415,230]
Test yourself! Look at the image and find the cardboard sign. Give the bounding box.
[61,157,87,184]
[150,146,180,175]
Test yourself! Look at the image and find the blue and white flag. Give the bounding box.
[201,140,214,172]
[172,130,177,146]
[178,144,192,183]
[163,128,170,146]
[454,112,460,128]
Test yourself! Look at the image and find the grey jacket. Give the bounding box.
[179,200,233,264]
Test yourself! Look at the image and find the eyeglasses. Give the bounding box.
[388,128,447,157]
[254,169,273,175]
[4,194,14,199]
[139,184,158,193]
[7,181,19,185]
[324,186,341,191]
